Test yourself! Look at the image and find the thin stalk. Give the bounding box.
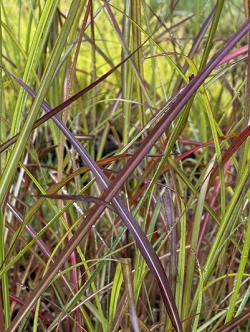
[182,157,215,328]
[199,0,225,71]
[225,215,250,322]
[199,0,226,215]
[175,198,186,318]
[0,0,5,170]
[122,0,132,146]
[90,0,97,132]
[0,211,10,328]
[131,0,145,128]
[121,258,140,332]
[0,5,9,328]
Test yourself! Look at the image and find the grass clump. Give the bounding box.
[0,1,249,331]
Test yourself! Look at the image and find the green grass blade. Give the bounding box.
[0,211,10,328]
[0,0,80,207]
[225,215,250,322]
[10,0,59,137]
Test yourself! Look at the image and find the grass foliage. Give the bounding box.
[0,0,249,331]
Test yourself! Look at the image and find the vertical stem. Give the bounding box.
[240,0,250,172]
[122,0,132,146]
[0,3,10,328]
[182,158,215,329]
[0,211,10,328]
[90,0,96,133]
[200,0,226,216]
[225,215,250,322]
[0,0,6,171]
[122,258,140,332]
[131,0,145,129]
[246,1,250,123]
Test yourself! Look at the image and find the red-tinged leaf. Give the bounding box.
[210,124,250,183]
[215,308,250,332]
[219,45,248,65]
[9,294,52,325]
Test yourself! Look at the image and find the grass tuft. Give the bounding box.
[0,1,249,331]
